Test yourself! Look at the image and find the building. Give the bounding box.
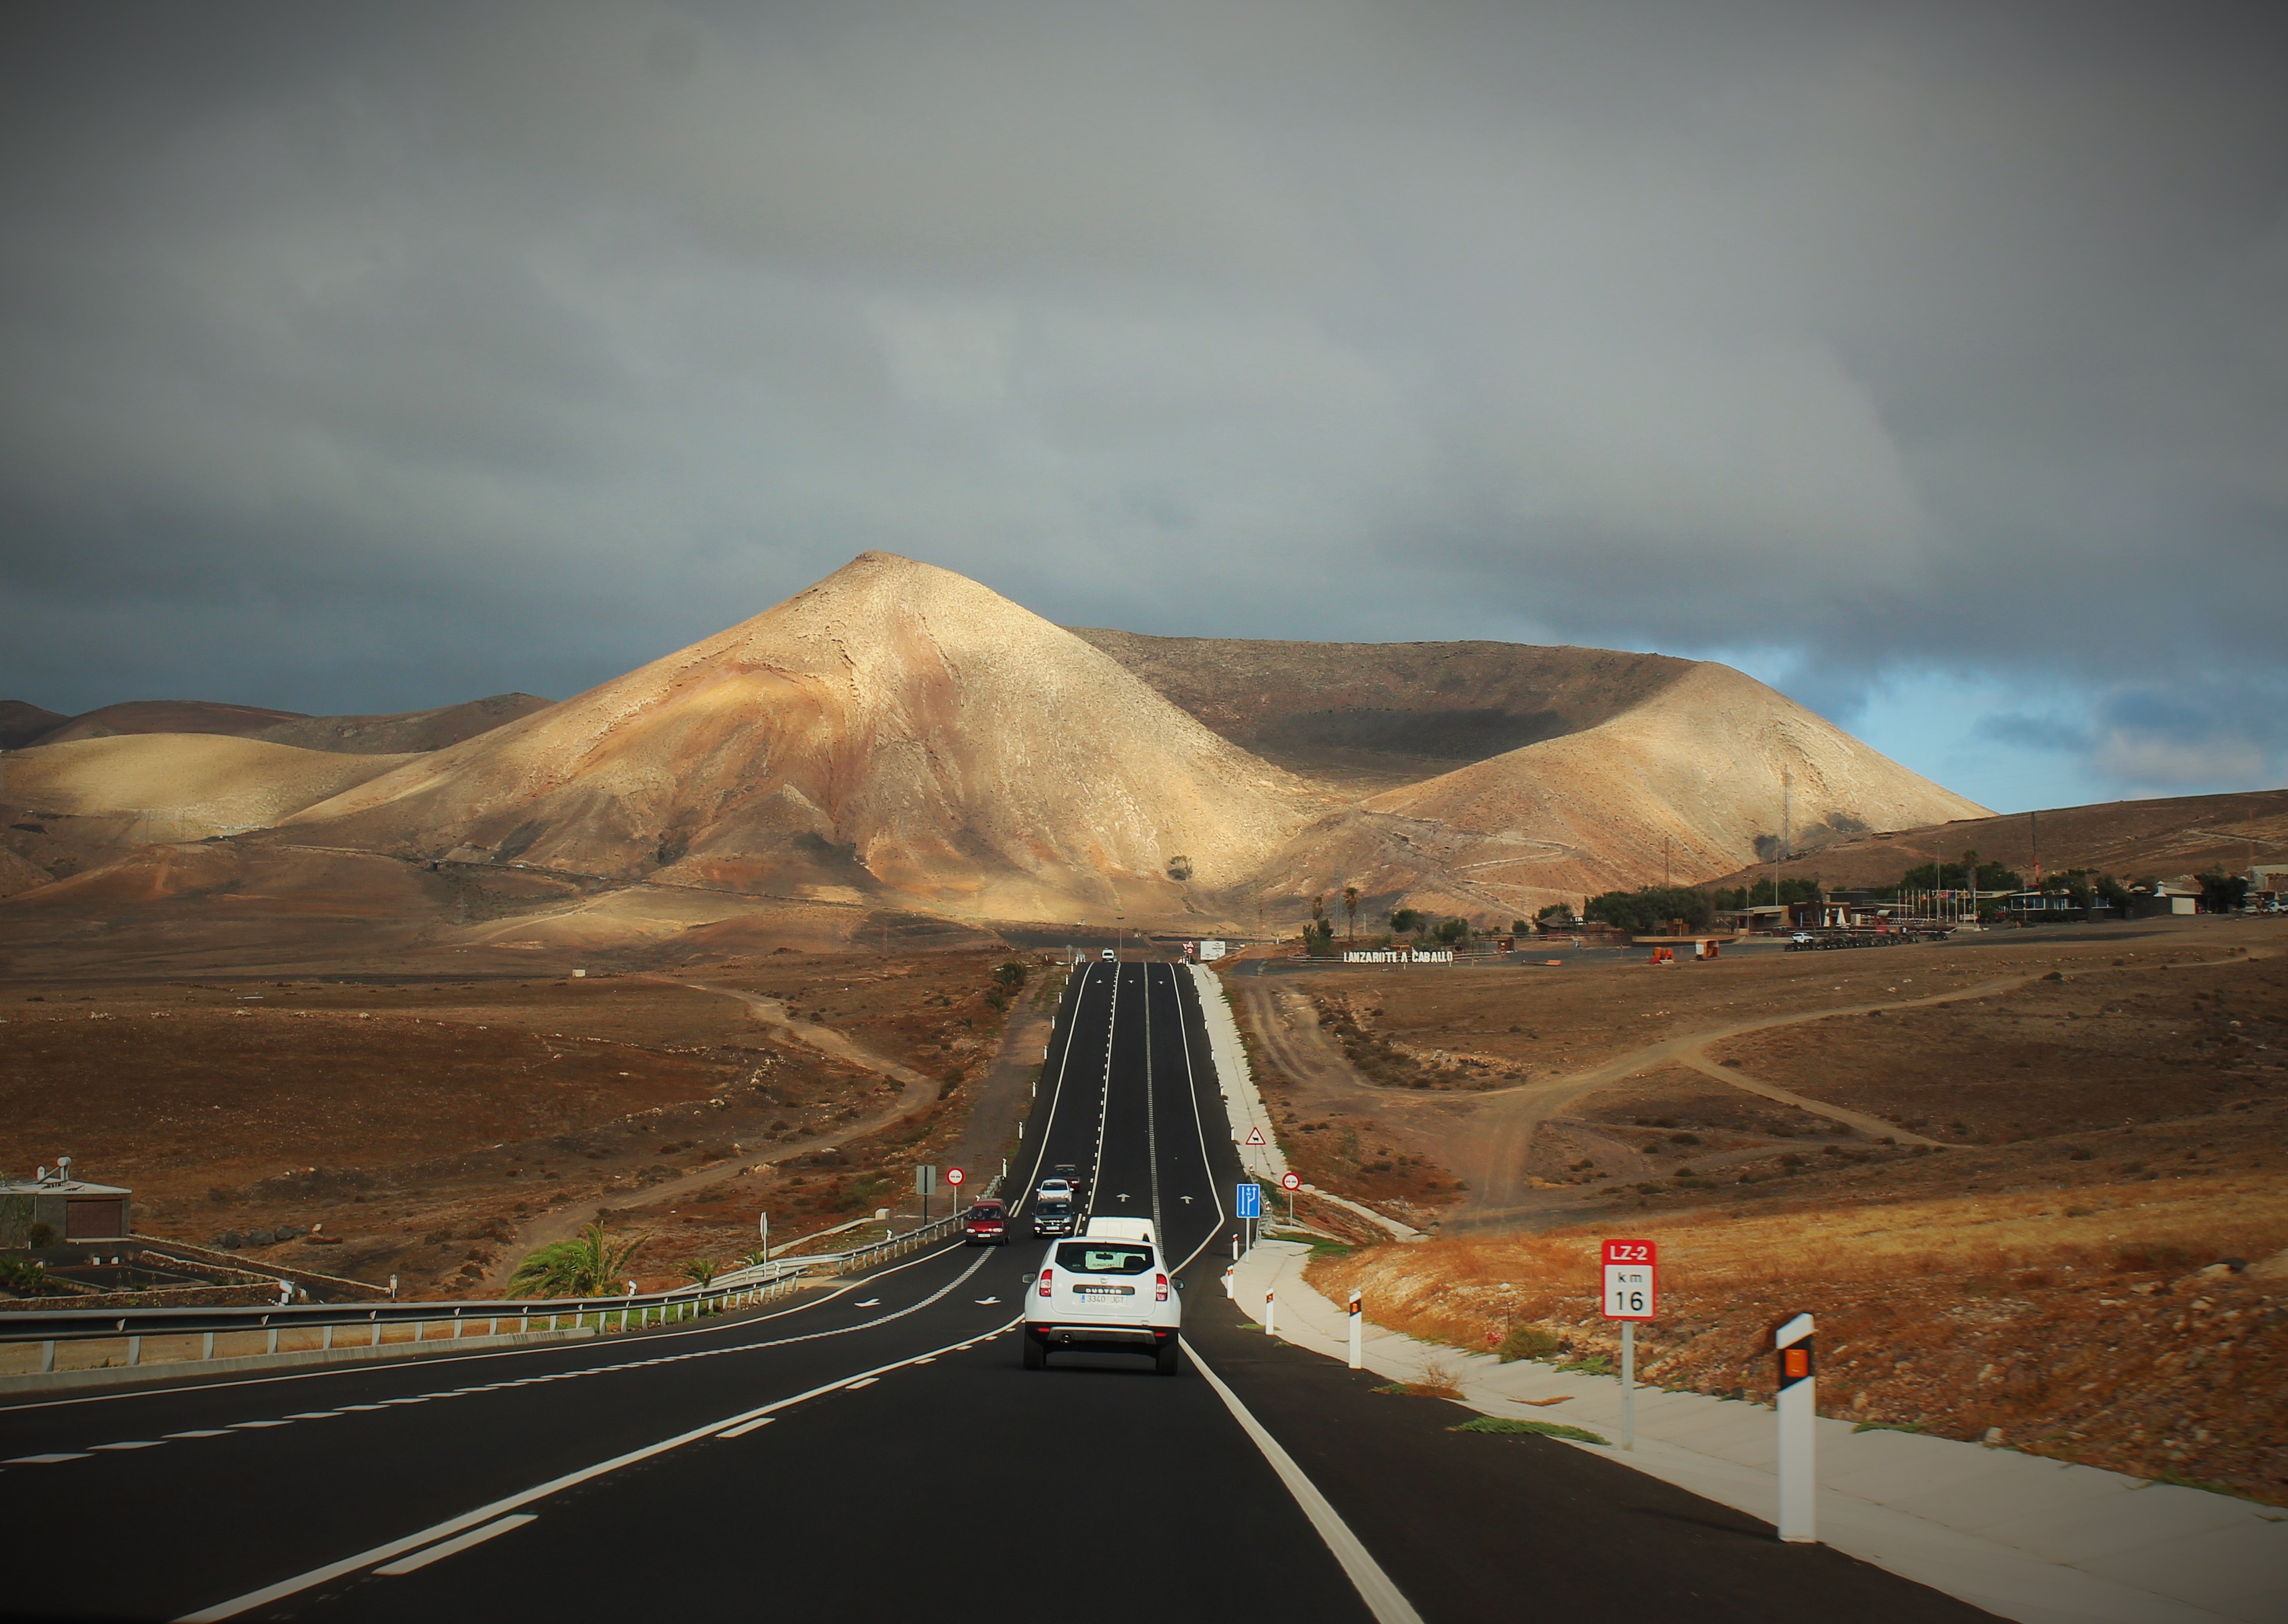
[0,1160,133,1245]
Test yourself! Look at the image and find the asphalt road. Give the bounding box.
[1,963,1990,1623]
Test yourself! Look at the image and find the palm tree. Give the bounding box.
[682,1257,720,1290]
[507,1222,648,1298]
[1342,885,1361,942]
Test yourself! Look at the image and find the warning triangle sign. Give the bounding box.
[1245,1127,1267,1146]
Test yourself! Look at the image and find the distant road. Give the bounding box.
[2,966,1983,1622]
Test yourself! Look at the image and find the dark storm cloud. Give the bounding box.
[1,2,2282,799]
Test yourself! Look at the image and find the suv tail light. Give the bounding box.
[1038,1267,1054,1298]
[1155,1273,1170,1303]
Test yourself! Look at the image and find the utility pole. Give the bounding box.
[2030,809,2041,888]
[1663,835,1670,890]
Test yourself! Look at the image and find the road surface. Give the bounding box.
[0,964,1988,1622]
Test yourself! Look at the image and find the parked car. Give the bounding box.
[963,1199,1008,1246]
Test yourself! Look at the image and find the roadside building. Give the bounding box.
[1,1162,133,1245]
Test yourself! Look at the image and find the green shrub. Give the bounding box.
[1496,1324,1562,1363]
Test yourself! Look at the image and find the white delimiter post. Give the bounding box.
[1263,1289,1276,1337]
[1347,1290,1364,1369]
[1774,1312,1817,1544]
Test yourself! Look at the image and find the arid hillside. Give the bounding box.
[1703,786,2288,892]
[284,553,1327,925]
[1254,662,1988,920]
[1073,629,1691,796]
[2,736,417,841]
[13,693,548,755]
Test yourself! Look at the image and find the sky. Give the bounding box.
[2,1,2282,814]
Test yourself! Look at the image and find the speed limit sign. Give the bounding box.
[1601,1237,1658,1320]
[945,1166,965,1187]
[1279,1171,1301,1191]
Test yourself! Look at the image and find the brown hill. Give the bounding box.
[252,693,553,754]
[24,693,548,754]
[32,699,306,745]
[1253,663,1990,921]
[0,701,70,751]
[287,554,1325,923]
[1072,629,1690,795]
[0,735,419,839]
[1702,787,2288,892]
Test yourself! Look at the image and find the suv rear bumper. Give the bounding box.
[1025,1322,1176,1349]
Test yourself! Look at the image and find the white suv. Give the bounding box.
[1022,1217,1182,1374]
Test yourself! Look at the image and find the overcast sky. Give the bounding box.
[3,1,2282,812]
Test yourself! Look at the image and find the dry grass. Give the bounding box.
[1311,1171,2288,1504]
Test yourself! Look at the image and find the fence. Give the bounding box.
[1,1203,982,1381]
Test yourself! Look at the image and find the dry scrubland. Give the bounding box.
[1,950,1027,1296]
[1243,919,2287,1502]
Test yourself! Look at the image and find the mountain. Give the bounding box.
[1,735,419,840]
[16,694,549,754]
[28,699,306,746]
[1700,786,2288,892]
[286,554,1325,922]
[0,701,70,752]
[1250,662,1990,920]
[1072,630,1690,796]
[251,694,553,755]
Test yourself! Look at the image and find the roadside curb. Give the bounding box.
[1237,1241,2286,1624]
[0,1326,598,1398]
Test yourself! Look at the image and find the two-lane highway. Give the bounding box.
[2,963,1991,1622]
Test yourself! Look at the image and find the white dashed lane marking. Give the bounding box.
[8,1453,89,1464]
[89,1441,165,1451]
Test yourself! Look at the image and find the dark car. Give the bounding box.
[964,1199,1009,1246]
[1033,1200,1075,1237]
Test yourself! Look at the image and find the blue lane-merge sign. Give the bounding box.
[1235,1183,1262,1218]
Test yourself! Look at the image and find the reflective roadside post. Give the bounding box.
[1775,1312,1816,1543]
[1347,1289,1364,1369]
[1264,1288,1276,1337]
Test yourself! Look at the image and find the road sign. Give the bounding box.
[915,1164,937,1195]
[1601,1237,1658,1320]
[1234,1183,1262,1219]
[1243,1127,1267,1146]
[945,1166,965,1187]
[1279,1171,1301,1191]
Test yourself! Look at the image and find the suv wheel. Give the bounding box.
[1023,1334,1047,1370]
[1154,1340,1181,1376]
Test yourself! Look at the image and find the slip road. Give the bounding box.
[1,966,1985,1622]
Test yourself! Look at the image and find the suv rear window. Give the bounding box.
[1057,1242,1154,1276]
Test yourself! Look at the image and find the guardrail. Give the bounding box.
[1,1198,989,1381]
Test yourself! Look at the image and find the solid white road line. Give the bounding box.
[370,1515,537,1577]
[716,1416,775,1439]
[8,1234,964,1418]
[176,1265,1008,1621]
[1183,1341,1424,1624]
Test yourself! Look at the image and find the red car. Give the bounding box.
[963,1199,1009,1246]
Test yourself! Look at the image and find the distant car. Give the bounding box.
[1024,1217,1181,1374]
[1790,931,1815,944]
[1035,1177,1075,1206]
[963,1199,1008,1246]
[1033,1201,1075,1237]
[1051,1162,1086,1199]
[1101,948,1117,961]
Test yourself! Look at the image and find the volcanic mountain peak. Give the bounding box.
[1254,660,1990,918]
[291,553,1324,916]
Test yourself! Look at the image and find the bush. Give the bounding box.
[1497,1323,1562,1363]
[1585,886,1713,934]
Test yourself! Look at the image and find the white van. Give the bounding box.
[1022,1217,1181,1374]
